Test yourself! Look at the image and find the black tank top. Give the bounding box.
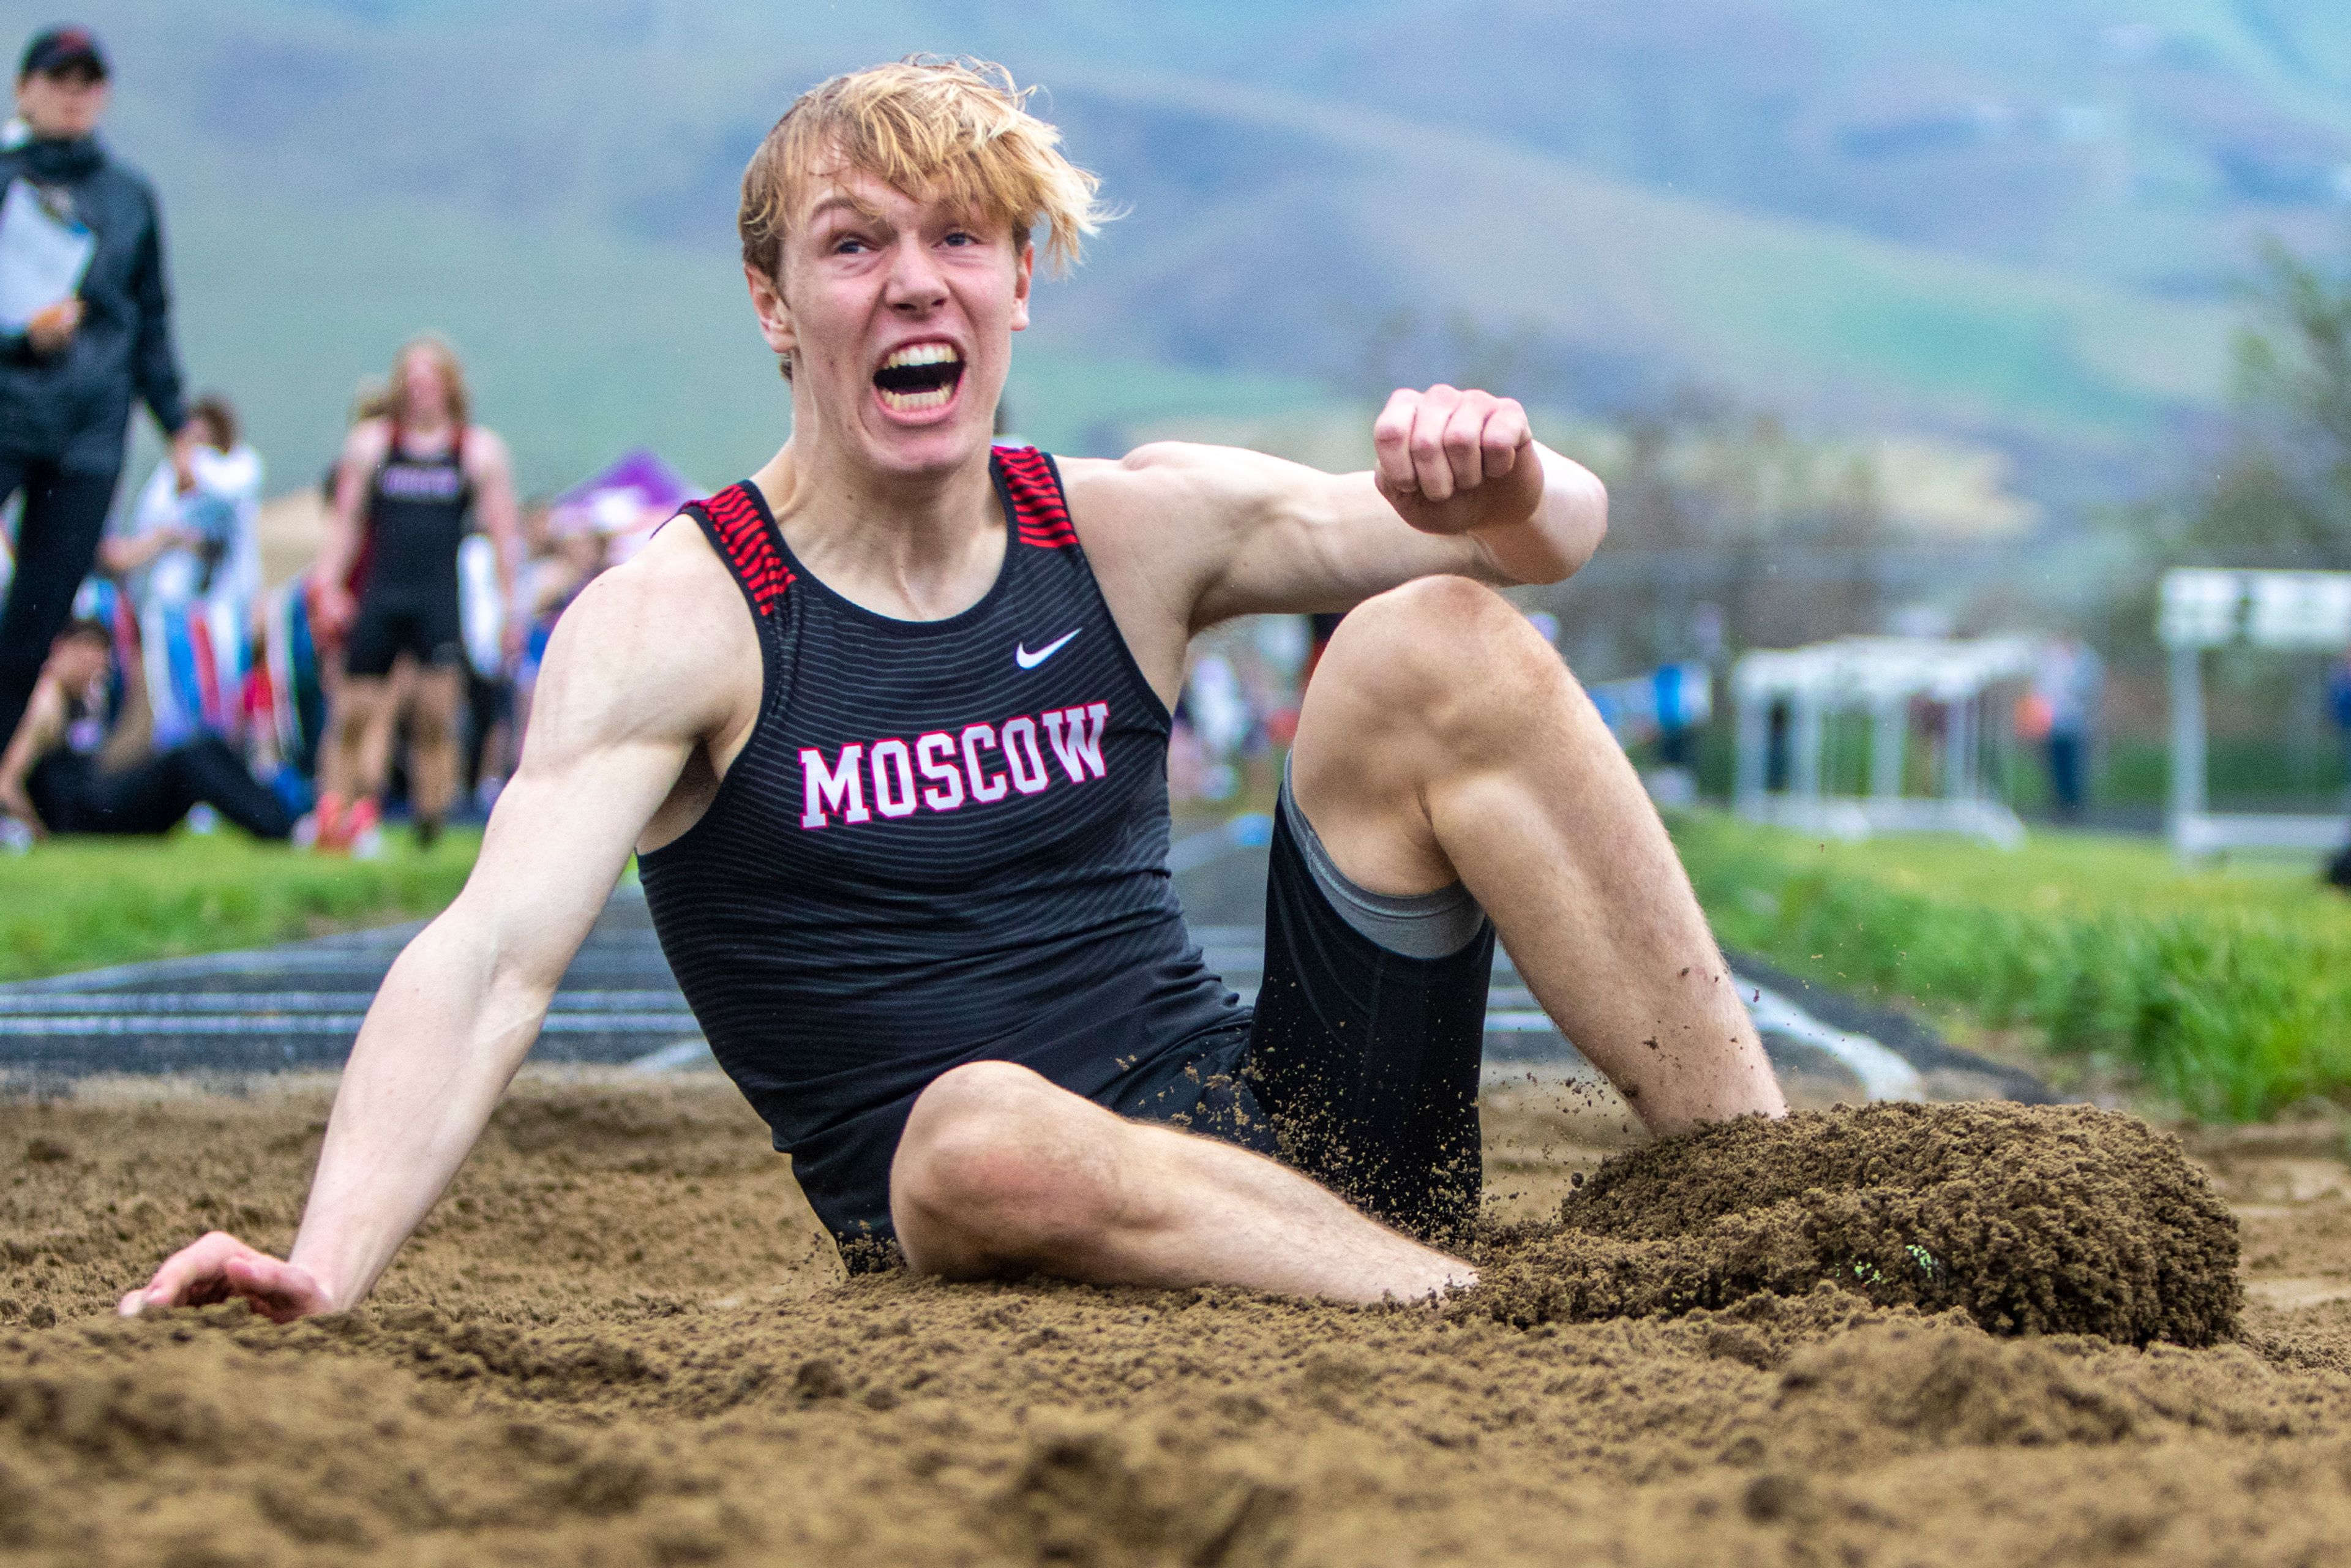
[361,427,470,602]
[638,447,1246,1247]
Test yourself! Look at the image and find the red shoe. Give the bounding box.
[303,792,348,853]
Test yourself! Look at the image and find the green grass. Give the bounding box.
[0,830,481,983]
[1676,812,2351,1121]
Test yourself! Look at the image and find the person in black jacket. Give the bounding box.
[0,24,193,754]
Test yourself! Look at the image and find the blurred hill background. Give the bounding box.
[20,1,2351,648]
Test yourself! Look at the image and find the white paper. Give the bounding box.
[0,179,95,334]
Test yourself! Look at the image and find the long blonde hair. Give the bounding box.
[388,333,470,431]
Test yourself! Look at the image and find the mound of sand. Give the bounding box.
[1469,1103,2240,1345]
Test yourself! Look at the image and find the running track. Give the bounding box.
[0,816,2049,1103]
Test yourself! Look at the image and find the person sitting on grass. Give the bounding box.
[121,58,1782,1323]
[0,617,291,842]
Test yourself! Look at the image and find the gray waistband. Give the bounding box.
[1280,760,1488,960]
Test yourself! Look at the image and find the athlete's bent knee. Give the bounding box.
[1312,576,1566,745]
[894,1062,1119,1275]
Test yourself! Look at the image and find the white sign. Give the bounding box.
[2160,568,2351,650]
[2248,572,2351,649]
[2159,569,2243,649]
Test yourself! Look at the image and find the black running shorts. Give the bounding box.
[345,589,464,679]
[1104,775,1497,1247]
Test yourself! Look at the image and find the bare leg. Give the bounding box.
[1292,576,1783,1131]
[405,665,465,826]
[893,1062,1470,1303]
[320,675,388,806]
[354,657,416,803]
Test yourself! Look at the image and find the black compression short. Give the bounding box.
[345,590,463,678]
[1124,784,1498,1248]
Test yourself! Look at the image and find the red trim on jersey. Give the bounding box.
[695,482,795,615]
[994,446,1079,549]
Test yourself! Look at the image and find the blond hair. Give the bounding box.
[739,57,1109,287]
[348,375,391,426]
[388,334,470,431]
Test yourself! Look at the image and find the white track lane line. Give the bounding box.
[1742,983,1924,1101]
[626,1039,718,1073]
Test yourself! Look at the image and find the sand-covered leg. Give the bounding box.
[1292,575,1785,1133]
[890,1061,1472,1302]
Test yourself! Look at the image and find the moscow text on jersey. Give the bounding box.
[798,700,1111,828]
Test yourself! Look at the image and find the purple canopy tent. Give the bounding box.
[547,449,703,561]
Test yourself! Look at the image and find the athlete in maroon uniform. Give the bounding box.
[124,60,1782,1319]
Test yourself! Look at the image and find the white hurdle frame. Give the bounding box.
[1733,636,2036,849]
[2160,568,2351,862]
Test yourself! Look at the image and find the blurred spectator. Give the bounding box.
[2331,645,2351,798]
[456,528,517,812]
[508,498,612,755]
[1185,652,1250,801]
[102,393,260,617]
[2030,634,2104,820]
[2328,647,2351,892]
[0,24,196,757]
[0,617,289,840]
[308,334,521,853]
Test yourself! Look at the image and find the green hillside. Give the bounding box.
[23,0,2347,504]
[1046,74,2234,445]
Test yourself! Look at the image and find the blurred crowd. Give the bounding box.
[0,26,707,853]
[0,340,682,853]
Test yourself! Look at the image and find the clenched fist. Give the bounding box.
[1371,384,1542,538]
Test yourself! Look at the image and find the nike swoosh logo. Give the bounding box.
[1015,630,1081,670]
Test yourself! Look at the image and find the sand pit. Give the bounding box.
[1,1077,2347,1564]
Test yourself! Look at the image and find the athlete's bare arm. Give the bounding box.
[311,418,394,636]
[1049,383,1775,1143]
[121,526,761,1321]
[1060,385,1604,696]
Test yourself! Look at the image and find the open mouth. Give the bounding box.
[872,343,965,414]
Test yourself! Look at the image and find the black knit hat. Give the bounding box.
[18,24,108,81]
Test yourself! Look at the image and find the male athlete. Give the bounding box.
[124,59,1782,1320]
